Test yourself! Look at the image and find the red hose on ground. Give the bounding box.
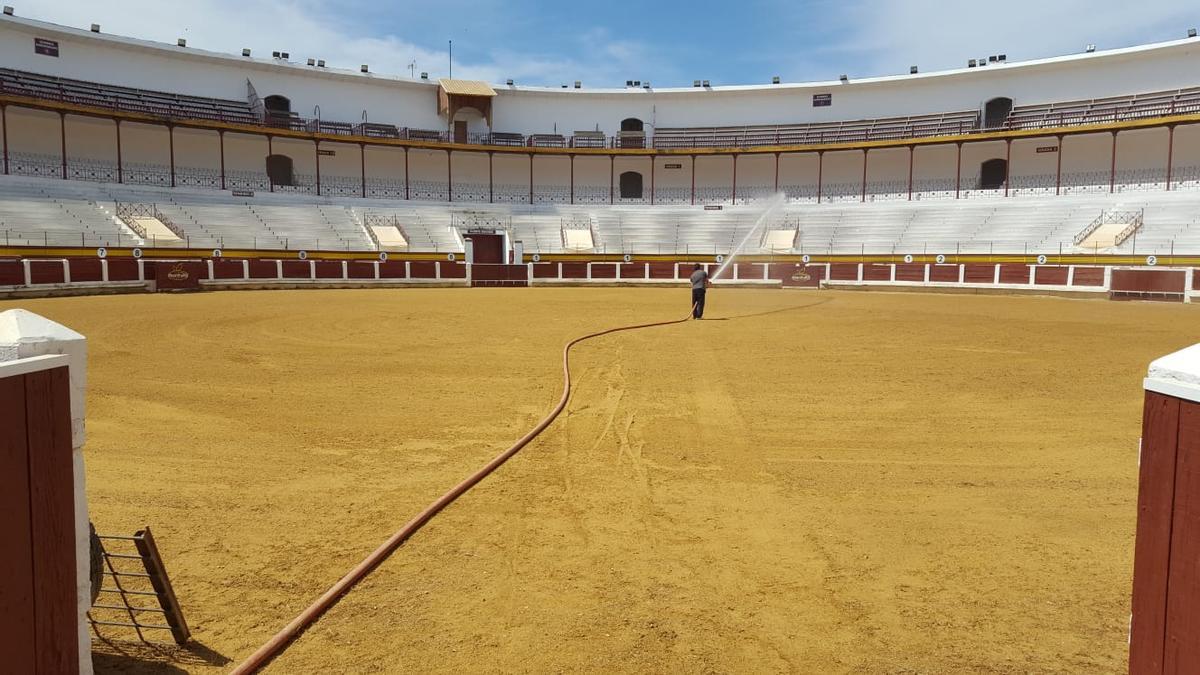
[230,306,698,674]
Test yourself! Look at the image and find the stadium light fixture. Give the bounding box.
[702,80,710,87]
[3,6,13,15]
[968,59,977,68]
[177,38,187,47]
[1086,44,1096,52]
[90,23,99,32]
[360,64,369,73]
[1189,28,1197,38]
[272,50,280,58]
[772,76,780,84]
[988,55,997,63]
[420,72,428,79]
[242,48,251,57]
[506,78,514,85]
[306,58,315,66]
[693,80,701,87]
[909,66,918,74]
[643,81,651,89]
[281,52,289,59]
[574,81,581,88]
[839,74,849,83]
[317,60,325,67]
[998,54,1007,62]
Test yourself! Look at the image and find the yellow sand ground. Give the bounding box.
[4,288,1196,673]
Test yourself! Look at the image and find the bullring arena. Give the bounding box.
[1,7,1200,675]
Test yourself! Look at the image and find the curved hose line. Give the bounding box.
[230,306,697,673]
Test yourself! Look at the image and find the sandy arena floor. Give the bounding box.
[4,287,1198,673]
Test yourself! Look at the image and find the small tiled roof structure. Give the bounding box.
[437,79,496,128]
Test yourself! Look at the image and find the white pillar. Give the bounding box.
[993,264,1001,285]
[1185,267,1194,304]
[0,310,93,675]
[958,264,965,283]
[100,260,109,283]
[857,263,864,282]
[1067,265,1075,286]
[62,259,71,284]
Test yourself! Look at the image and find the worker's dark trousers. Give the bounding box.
[691,288,706,319]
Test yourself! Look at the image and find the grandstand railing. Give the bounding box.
[6,67,1200,153]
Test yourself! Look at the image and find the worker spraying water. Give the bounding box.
[691,193,789,319]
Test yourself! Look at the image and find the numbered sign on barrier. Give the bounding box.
[1146,255,1158,267]
[801,254,811,264]
[447,253,457,262]
[935,254,946,264]
[623,254,632,263]
[903,254,914,264]
[96,247,107,259]
[379,251,388,262]
[715,254,725,263]
[298,250,308,261]
[531,253,541,262]
[1036,254,1047,265]
[212,249,223,258]
[132,248,143,259]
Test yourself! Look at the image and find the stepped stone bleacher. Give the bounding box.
[2,175,1198,255]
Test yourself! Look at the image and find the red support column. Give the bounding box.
[115,119,123,184]
[569,154,574,204]
[59,112,66,180]
[359,142,365,198]
[650,155,656,205]
[404,147,410,200]
[219,130,226,190]
[314,140,321,196]
[955,142,963,199]
[1110,131,1118,193]
[1166,124,1176,189]
[1004,139,1011,197]
[267,135,274,192]
[731,153,737,204]
[488,151,494,203]
[529,153,534,205]
[816,151,824,203]
[609,155,614,205]
[690,155,696,205]
[1,105,7,175]
[1055,135,1063,195]
[906,146,914,200]
[774,152,780,194]
[860,148,868,202]
[446,149,452,202]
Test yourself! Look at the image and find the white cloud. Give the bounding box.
[809,0,1198,77]
[16,0,669,86]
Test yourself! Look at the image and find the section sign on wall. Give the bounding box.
[813,94,832,107]
[34,38,59,57]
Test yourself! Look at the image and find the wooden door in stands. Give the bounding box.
[454,121,468,144]
[468,234,504,263]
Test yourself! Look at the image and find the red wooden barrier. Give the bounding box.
[1131,345,1200,673]
[152,261,204,291]
[0,259,24,285]
[0,361,80,673]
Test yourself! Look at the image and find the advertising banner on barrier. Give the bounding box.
[152,261,205,291]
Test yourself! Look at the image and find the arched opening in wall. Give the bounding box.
[620,118,644,132]
[452,106,485,143]
[619,171,644,199]
[266,154,295,186]
[264,95,292,127]
[979,158,1008,190]
[983,97,1013,128]
[264,95,291,114]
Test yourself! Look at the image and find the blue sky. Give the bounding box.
[22,0,1200,87]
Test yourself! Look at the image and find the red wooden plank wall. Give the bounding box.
[1130,390,1200,674]
[0,365,79,673]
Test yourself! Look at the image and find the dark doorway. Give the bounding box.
[263,95,291,114]
[620,118,644,132]
[266,154,294,186]
[619,171,643,199]
[983,97,1013,128]
[467,234,503,263]
[979,158,1008,190]
[454,120,468,144]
